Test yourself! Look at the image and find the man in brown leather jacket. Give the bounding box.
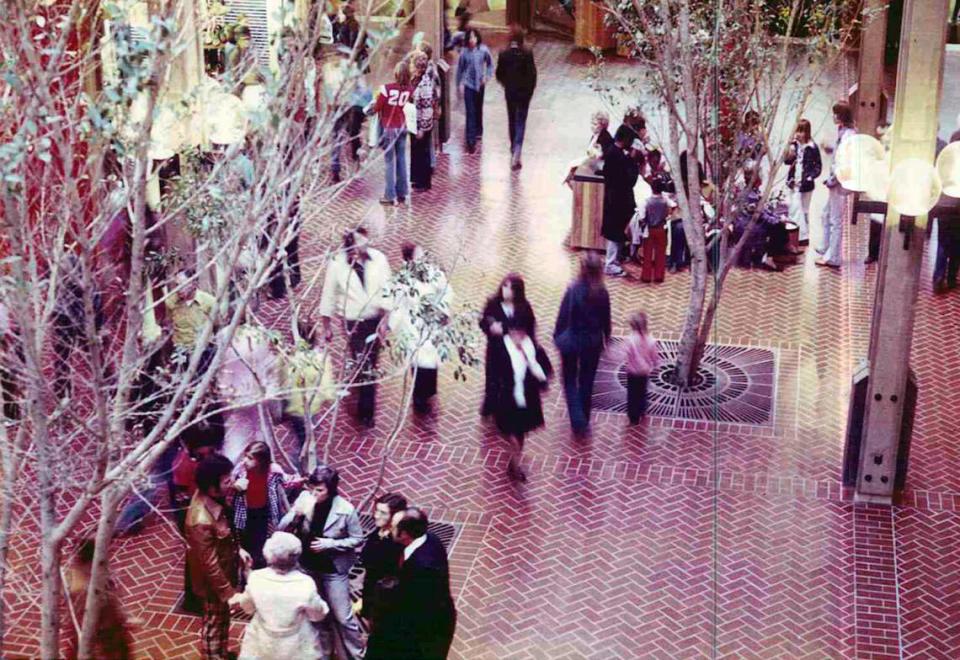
[186,454,251,660]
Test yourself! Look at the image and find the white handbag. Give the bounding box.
[403,101,418,135]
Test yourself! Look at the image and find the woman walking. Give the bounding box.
[785,118,822,246]
[456,28,493,153]
[491,318,550,481]
[479,274,536,417]
[553,253,611,439]
[280,465,365,659]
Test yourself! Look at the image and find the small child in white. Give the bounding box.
[622,312,659,425]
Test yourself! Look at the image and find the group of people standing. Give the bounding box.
[184,454,456,660]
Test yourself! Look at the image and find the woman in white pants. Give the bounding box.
[785,119,822,245]
[817,102,856,268]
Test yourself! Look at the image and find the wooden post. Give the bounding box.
[854,0,889,138]
[855,0,950,503]
[416,0,445,58]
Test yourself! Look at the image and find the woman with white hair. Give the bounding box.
[229,531,330,659]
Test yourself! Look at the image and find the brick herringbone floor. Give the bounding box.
[5,38,960,659]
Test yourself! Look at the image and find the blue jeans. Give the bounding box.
[506,97,530,158]
[381,127,408,201]
[464,85,483,148]
[821,186,845,266]
[317,572,365,659]
[561,347,602,434]
[668,219,689,269]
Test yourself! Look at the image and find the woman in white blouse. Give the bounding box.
[230,532,330,659]
[490,318,550,481]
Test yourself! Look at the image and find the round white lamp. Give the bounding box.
[887,158,943,216]
[203,93,247,145]
[837,134,886,192]
[935,141,960,198]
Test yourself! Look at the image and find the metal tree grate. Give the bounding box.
[591,339,777,426]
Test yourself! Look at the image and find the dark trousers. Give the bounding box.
[561,347,602,434]
[668,219,689,269]
[413,367,438,412]
[240,507,270,569]
[642,226,668,282]
[346,317,382,424]
[464,86,484,148]
[868,218,883,262]
[410,132,433,190]
[934,218,960,288]
[627,375,649,424]
[505,96,530,158]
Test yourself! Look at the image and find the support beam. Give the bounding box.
[415,0,445,59]
[854,0,889,138]
[855,0,950,503]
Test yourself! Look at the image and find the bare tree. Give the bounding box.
[599,0,865,385]
[0,1,476,657]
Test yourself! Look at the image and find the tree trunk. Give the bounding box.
[673,251,709,386]
[39,535,63,659]
[76,489,121,660]
[0,474,14,648]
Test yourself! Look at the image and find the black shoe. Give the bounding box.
[358,414,375,429]
[507,461,527,482]
[864,255,878,264]
[466,143,476,154]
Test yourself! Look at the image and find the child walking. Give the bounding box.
[623,312,659,424]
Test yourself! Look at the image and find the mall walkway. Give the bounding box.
[8,37,958,660]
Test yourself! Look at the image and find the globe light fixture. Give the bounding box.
[935,141,960,198]
[863,153,892,202]
[203,92,246,145]
[837,134,886,192]
[887,158,943,217]
[241,84,268,116]
[148,102,186,160]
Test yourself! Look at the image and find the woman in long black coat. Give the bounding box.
[478,274,536,416]
[600,126,640,276]
[488,317,550,481]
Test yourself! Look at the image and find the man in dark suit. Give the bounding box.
[366,507,457,659]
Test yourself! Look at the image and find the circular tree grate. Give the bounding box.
[593,339,777,426]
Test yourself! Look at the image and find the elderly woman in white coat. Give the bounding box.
[229,532,330,659]
[279,465,365,660]
[387,243,454,415]
[216,323,281,461]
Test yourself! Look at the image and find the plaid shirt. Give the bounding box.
[232,468,289,534]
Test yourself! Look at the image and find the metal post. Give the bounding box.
[855,0,951,503]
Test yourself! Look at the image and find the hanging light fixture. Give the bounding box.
[935,141,960,198]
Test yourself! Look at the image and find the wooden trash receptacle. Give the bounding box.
[570,166,605,251]
[773,221,801,267]
[574,0,618,50]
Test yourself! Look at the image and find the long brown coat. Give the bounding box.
[185,492,239,604]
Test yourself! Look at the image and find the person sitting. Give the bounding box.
[731,175,790,271]
[229,531,330,659]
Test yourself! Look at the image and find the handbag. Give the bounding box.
[403,101,418,135]
[367,113,380,148]
[535,344,554,389]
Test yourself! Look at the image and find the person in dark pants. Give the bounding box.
[357,492,407,628]
[553,253,611,440]
[495,24,537,171]
[622,312,659,425]
[456,28,493,153]
[934,216,960,293]
[319,228,392,428]
[601,127,640,276]
[267,194,302,299]
[231,441,292,570]
[366,507,456,660]
[479,274,536,417]
[409,52,439,191]
[52,255,102,399]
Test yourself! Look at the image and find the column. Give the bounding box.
[855,0,951,503]
[854,0,889,138]
[416,0,445,55]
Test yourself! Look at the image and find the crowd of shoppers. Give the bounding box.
[179,452,456,660]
